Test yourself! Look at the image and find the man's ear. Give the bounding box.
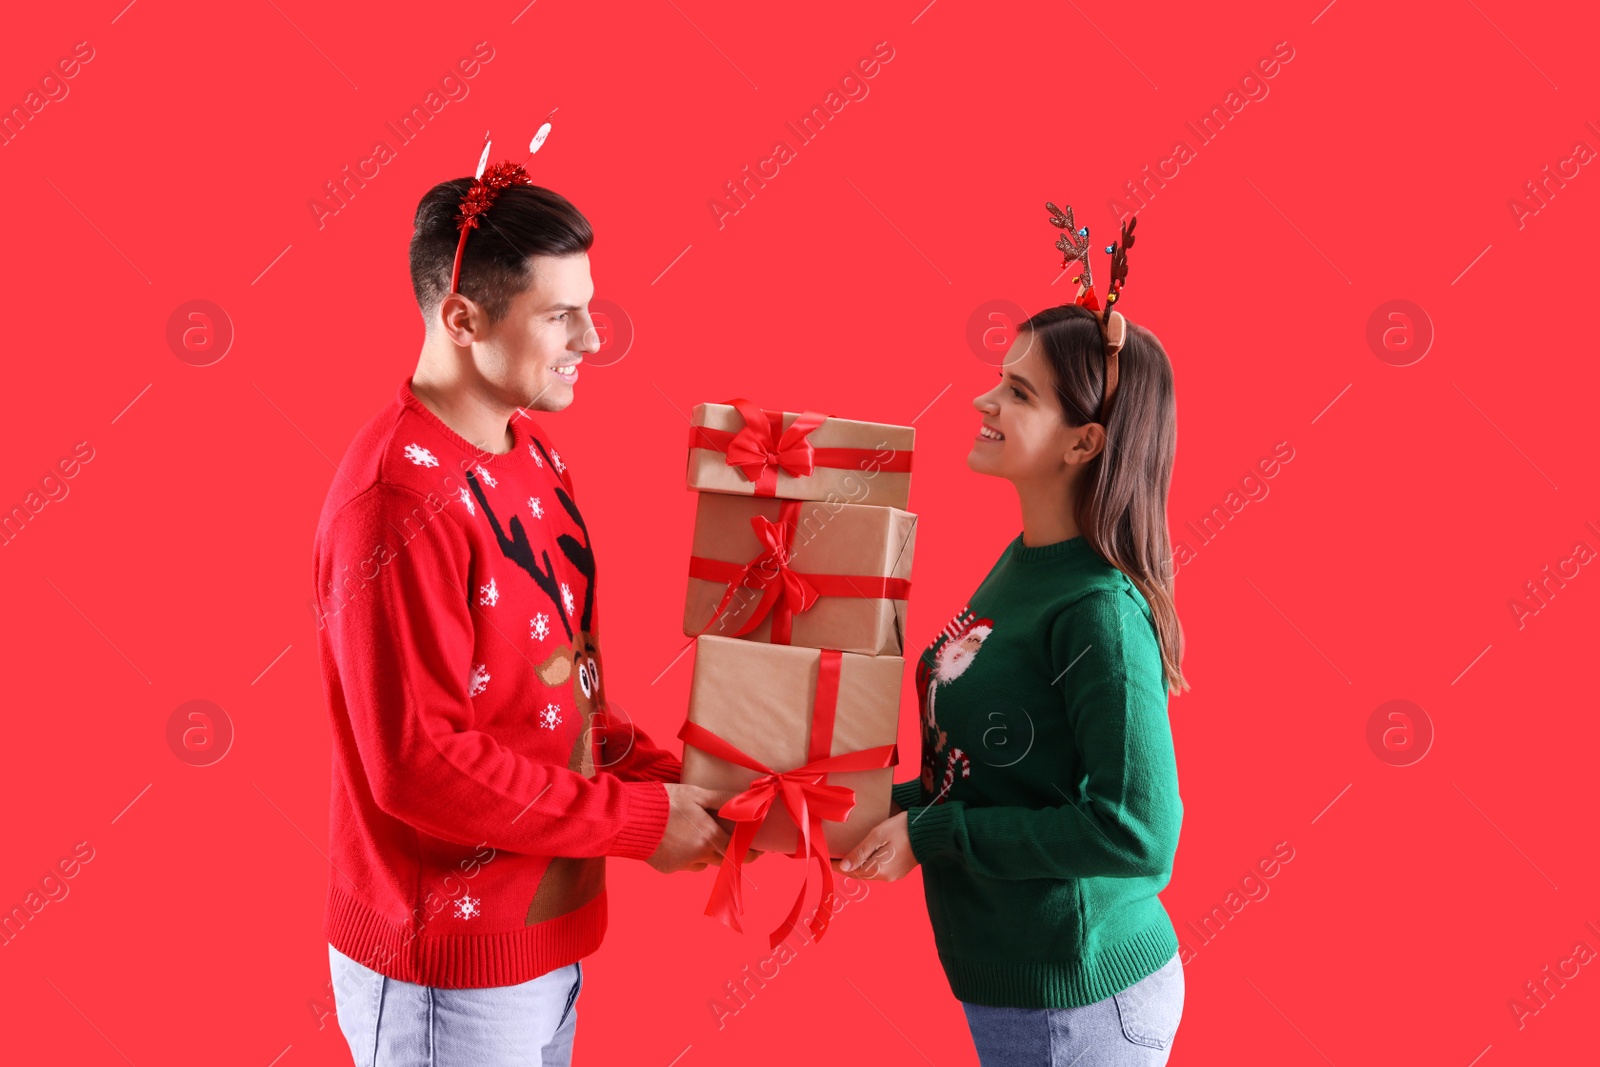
[437,292,486,347]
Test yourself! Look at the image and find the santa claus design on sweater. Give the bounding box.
[916,606,994,804]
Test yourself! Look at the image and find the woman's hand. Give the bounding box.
[834,812,918,882]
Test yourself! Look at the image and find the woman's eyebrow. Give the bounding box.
[1007,373,1038,395]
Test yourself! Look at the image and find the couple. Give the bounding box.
[313,172,1188,1067]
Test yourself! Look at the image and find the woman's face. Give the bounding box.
[967,328,1101,484]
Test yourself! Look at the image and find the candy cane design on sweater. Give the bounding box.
[916,605,994,803]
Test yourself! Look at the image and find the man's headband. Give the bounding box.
[448,114,557,297]
[1045,202,1138,424]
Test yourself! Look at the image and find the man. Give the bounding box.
[312,174,731,1065]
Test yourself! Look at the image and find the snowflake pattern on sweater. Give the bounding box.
[311,379,682,988]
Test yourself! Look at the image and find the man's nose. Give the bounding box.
[576,312,602,354]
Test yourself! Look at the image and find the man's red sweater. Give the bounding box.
[313,378,679,988]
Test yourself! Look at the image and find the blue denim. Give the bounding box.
[328,944,582,1066]
[961,952,1184,1066]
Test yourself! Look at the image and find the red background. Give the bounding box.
[2,1,1597,1064]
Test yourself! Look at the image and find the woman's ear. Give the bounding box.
[1065,422,1106,466]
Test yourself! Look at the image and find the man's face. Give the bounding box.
[476,252,599,413]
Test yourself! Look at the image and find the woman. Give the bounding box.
[839,295,1189,1066]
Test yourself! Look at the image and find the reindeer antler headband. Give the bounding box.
[448,112,558,296]
[1045,202,1138,424]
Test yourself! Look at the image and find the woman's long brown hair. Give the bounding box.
[1018,302,1189,694]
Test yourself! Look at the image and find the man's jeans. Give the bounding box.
[961,952,1184,1066]
[328,944,582,1066]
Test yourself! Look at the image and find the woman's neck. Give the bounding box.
[1015,476,1081,548]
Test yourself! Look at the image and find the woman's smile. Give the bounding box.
[976,423,1006,443]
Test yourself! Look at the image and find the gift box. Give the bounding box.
[687,398,915,509]
[683,493,916,656]
[680,635,902,858]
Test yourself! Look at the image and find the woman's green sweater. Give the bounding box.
[892,533,1183,1008]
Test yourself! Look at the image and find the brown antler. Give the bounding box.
[1102,216,1137,324]
[1046,200,1093,290]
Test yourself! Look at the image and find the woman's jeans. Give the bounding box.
[962,952,1184,1066]
[328,944,583,1066]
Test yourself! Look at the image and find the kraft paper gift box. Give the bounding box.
[680,635,903,858]
[682,492,917,657]
[686,399,915,510]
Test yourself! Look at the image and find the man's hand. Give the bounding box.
[833,812,917,882]
[647,784,735,873]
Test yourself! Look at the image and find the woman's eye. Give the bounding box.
[1010,387,1027,401]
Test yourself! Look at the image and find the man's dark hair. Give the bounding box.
[409,180,594,324]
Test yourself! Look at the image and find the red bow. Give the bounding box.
[679,718,896,949]
[719,398,829,497]
[694,500,817,645]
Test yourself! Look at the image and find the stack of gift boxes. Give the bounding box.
[674,397,917,946]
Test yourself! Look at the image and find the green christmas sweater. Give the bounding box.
[891,532,1183,1008]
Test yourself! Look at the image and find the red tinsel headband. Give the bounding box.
[1045,202,1139,424]
[448,116,557,296]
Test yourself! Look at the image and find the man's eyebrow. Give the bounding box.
[546,302,585,311]
[1006,373,1038,395]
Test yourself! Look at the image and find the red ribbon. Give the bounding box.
[680,650,897,948]
[687,500,911,645]
[688,397,913,497]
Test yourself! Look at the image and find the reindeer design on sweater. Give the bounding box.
[464,440,609,925]
[916,606,994,803]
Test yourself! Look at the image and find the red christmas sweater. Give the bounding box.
[313,377,679,988]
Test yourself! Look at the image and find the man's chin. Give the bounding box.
[520,384,575,413]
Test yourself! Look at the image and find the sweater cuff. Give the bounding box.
[606,781,670,860]
[906,800,963,866]
[891,779,924,812]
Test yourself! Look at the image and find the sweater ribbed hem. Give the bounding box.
[891,779,924,813]
[940,917,1180,1009]
[325,880,608,988]
[610,781,671,860]
[1008,532,1093,565]
[905,796,961,864]
[397,377,532,469]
